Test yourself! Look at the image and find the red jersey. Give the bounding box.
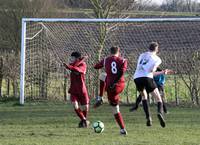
[64,60,88,96]
[94,56,127,87]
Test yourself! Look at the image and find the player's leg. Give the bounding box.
[140,90,152,126]
[134,78,152,126]
[99,80,105,97]
[80,94,90,127]
[150,88,165,128]
[129,94,142,112]
[82,104,89,119]
[81,104,90,127]
[71,100,86,128]
[108,84,127,135]
[111,104,127,135]
[162,98,167,114]
[159,86,168,113]
[94,72,106,108]
[93,80,105,108]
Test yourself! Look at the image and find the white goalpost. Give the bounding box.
[20,18,200,104]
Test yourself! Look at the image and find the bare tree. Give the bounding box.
[0,56,3,97]
[64,0,92,8]
[0,0,57,54]
[134,0,154,11]
[185,0,199,12]
[88,0,136,100]
[161,0,199,12]
[185,0,193,12]
[178,51,200,105]
[1,53,20,97]
[0,0,58,98]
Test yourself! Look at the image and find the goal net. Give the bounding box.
[20,18,200,104]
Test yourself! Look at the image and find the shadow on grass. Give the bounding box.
[12,102,24,107]
[0,97,18,102]
[0,97,24,106]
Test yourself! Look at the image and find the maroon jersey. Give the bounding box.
[64,60,88,97]
[94,56,127,88]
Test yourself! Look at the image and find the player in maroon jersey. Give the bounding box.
[94,46,128,135]
[63,52,90,128]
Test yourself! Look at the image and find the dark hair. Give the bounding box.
[149,42,159,51]
[156,67,162,72]
[71,51,81,59]
[110,46,119,54]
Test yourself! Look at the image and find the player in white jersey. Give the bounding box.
[133,42,171,128]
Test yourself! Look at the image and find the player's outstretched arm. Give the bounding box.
[153,69,175,76]
[63,62,86,74]
[164,69,175,75]
[94,59,104,69]
[68,63,86,74]
[63,62,69,69]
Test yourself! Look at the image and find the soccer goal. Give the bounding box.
[20,18,200,104]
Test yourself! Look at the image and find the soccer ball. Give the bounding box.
[92,121,104,133]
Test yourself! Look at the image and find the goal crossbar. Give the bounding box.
[22,17,200,23]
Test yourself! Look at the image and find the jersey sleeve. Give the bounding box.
[65,63,86,74]
[122,59,127,73]
[94,59,104,69]
[155,57,162,67]
[152,57,162,72]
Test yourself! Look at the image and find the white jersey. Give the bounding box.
[133,52,161,79]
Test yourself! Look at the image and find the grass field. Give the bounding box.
[0,101,200,145]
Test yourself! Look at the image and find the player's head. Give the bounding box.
[70,51,81,63]
[110,46,120,56]
[149,42,159,54]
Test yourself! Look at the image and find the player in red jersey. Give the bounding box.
[63,52,90,128]
[94,46,128,135]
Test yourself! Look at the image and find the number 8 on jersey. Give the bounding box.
[111,61,117,74]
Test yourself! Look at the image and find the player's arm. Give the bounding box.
[153,69,174,76]
[151,57,162,72]
[153,69,164,76]
[63,63,86,74]
[94,59,104,69]
[110,59,127,88]
[74,56,88,66]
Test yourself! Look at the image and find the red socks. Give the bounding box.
[75,107,89,120]
[99,80,105,97]
[75,108,85,120]
[82,109,88,118]
[114,112,125,129]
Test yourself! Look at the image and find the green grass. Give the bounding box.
[0,101,200,145]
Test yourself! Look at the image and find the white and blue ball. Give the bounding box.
[92,121,104,133]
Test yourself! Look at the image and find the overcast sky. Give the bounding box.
[152,0,166,5]
[152,0,200,5]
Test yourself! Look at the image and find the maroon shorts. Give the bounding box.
[70,93,89,105]
[106,83,125,106]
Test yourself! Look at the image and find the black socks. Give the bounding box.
[142,100,150,119]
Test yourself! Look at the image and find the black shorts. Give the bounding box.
[134,77,157,93]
